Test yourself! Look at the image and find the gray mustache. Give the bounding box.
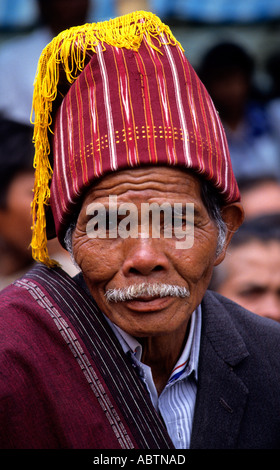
[105,283,190,302]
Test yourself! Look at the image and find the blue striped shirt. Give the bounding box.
[107,306,202,449]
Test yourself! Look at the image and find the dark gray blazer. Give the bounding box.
[190,290,280,449]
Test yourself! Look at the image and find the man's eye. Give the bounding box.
[105,212,133,233]
[161,217,185,228]
[172,215,187,227]
[239,286,266,299]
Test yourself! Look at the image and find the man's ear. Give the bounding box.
[214,202,244,266]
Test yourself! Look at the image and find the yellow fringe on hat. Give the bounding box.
[30,11,183,267]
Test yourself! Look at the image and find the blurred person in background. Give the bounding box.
[0,0,90,125]
[0,118,79,289]
[238,175,280,219]
[210,213,280,322]
[0,118,34,288]
[266,49,280,154]
[198,41,280,180]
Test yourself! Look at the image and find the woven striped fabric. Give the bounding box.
[22,263,174,449]
[31,12,240,262]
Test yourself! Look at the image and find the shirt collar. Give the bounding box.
[105,305,202,383]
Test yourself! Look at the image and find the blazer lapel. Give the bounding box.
[190,291,249,449]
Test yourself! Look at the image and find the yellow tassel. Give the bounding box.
[30,11,183,267]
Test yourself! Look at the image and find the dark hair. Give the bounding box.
[230,213,280,247]
[199,41,255,85]
[0,118,34,208]
[200,177,225,222]
[200,178,227,254]
[237,174,279,193]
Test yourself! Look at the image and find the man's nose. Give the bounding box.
[122,237,170,277]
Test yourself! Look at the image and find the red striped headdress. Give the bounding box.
[31,11,240,267]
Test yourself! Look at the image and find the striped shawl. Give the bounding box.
[0,263,174,449]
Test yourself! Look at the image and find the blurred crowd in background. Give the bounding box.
[0,0,279,323]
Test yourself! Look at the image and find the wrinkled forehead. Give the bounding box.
[77,166,206,210]
[87,166,199,193]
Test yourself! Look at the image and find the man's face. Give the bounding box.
[0,171,34,257]
[72,167,237,338]
[217,240,280,322]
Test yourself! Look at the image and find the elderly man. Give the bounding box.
[1,12,280,450]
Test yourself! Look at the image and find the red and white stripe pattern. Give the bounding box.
[51,35,240,243]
